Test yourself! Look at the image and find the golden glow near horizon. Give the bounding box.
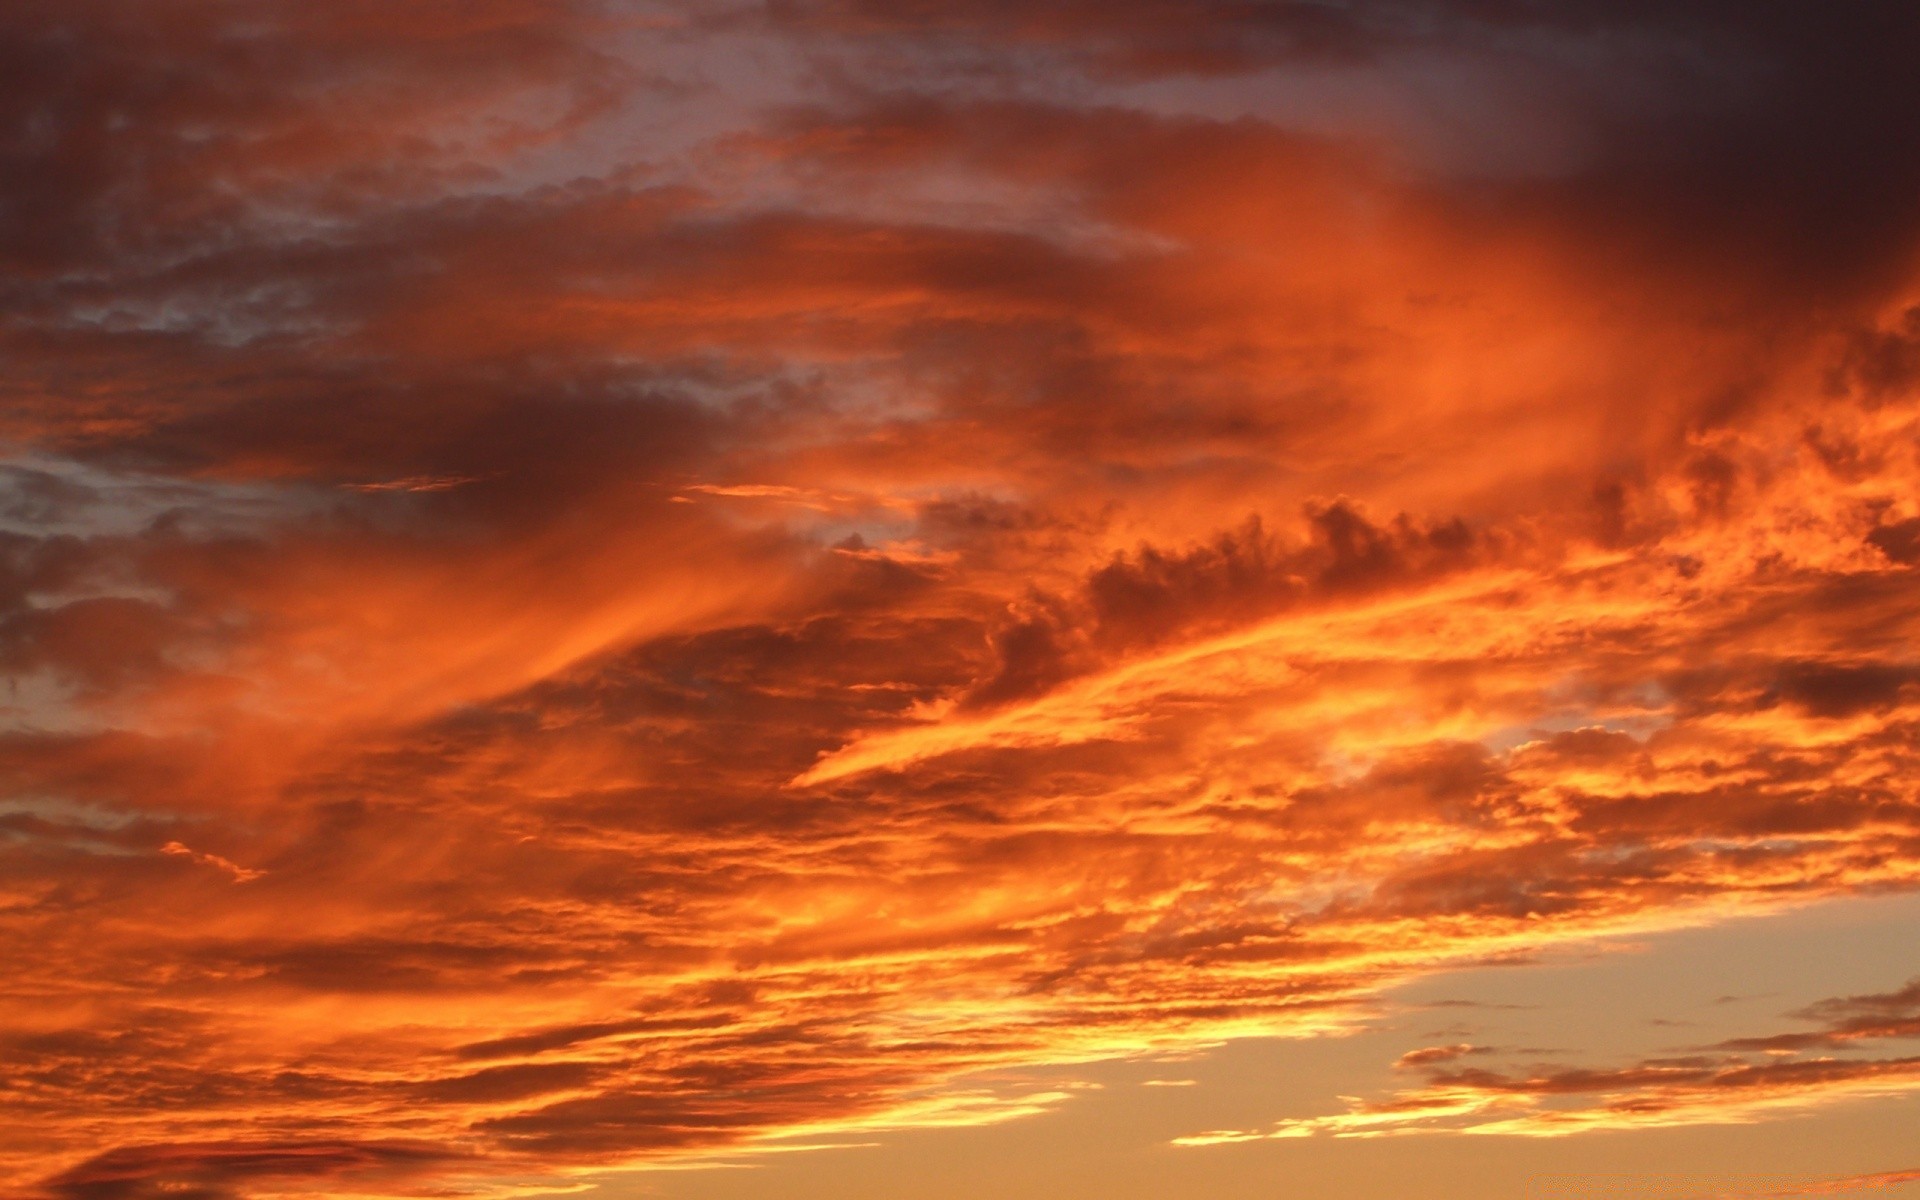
[4,3,1920,1199]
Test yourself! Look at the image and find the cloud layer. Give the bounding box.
[4,2,1920,1196]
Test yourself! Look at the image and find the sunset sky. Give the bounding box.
[5,3,1920,1199]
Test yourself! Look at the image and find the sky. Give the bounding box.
[3,3,1920,1198]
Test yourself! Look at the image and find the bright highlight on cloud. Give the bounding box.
[4,2,1920,1198]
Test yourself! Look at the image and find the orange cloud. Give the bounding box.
[6,3,1920,1198]
[1181,977,1920,1142]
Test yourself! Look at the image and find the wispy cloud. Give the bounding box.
[1180,979,1920,1142]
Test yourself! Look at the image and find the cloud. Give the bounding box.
[1394,1044,1489,1070]
[159,840,264,883]
[1182,978,1920,1142]
[14,1140,466,1200]
[6,1,1920,1196]
[1715,979,1920,1053]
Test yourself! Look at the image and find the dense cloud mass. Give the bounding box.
[3,2,1920,1197]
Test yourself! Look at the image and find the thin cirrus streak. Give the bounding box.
[3,2,1920,1198]
[1522,1170,1920,1200]
[1173,982,1920,1140]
